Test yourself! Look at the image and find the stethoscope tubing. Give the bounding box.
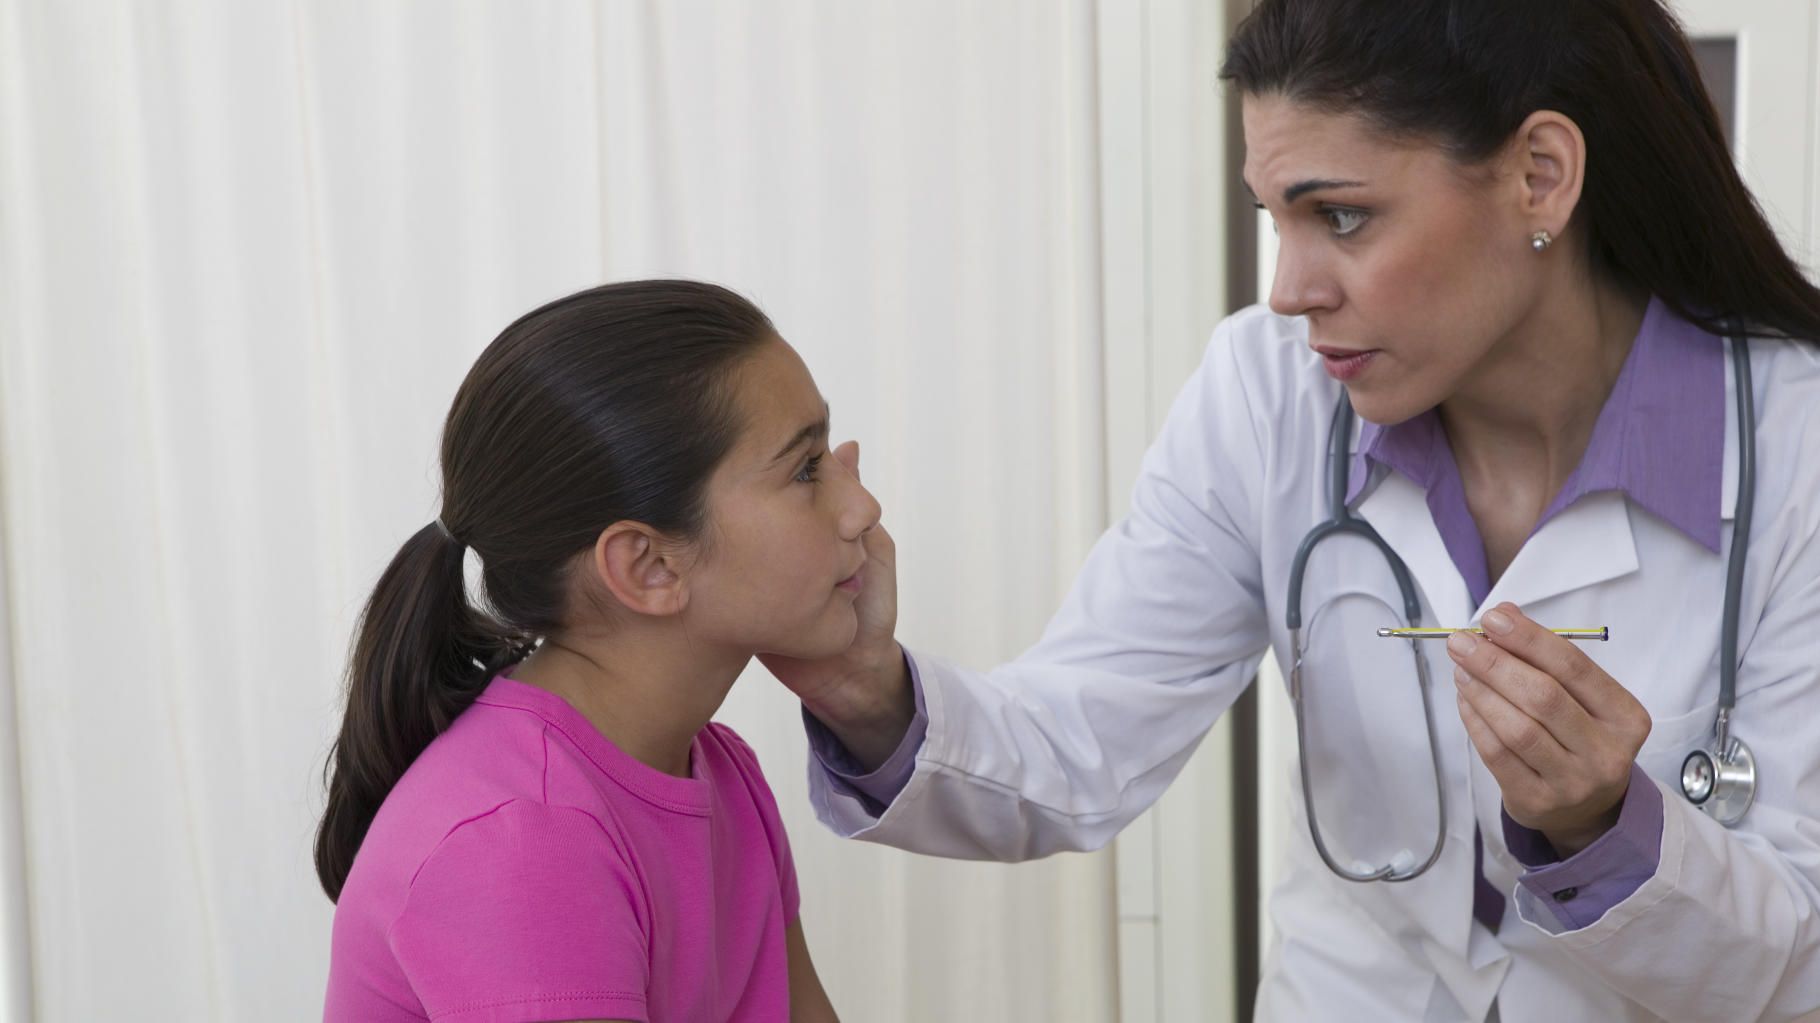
[1286,323,1758,882]
[1287,393,1445,883]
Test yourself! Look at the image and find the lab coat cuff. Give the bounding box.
[1507,763,1665,930]
[801,650,929,815]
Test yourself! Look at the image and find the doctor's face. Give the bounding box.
[1242,94,1542,425]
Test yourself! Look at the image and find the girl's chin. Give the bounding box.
[773,613,860,662]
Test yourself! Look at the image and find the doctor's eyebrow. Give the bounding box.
[1243,178,1369,205]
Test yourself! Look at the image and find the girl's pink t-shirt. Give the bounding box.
[323,676,800,1022]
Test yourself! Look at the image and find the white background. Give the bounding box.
[2,1,1812,1020]
[0,2,1232,1020]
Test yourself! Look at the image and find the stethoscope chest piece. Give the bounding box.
[1682,735,1757,827]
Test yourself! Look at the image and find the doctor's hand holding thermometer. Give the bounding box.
[1442,606,1652,858]
[771,0,1820,1018]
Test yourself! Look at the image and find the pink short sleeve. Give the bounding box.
[387,799,651,1022]
[709,725,800,922]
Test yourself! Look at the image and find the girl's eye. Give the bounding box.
[795,454,823,484]
[1324,207,1369,237]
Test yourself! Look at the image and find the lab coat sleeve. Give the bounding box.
[1504,764,1666,927]
[802,652,929,813]
[806,319,1275,860]
[1512,482,1820,1021]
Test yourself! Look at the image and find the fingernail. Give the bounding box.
[1482,610,1513,635]
[1453,666,1470,687]
[1447,630,1478,656]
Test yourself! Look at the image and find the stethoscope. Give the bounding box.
[1284,328,1759,884]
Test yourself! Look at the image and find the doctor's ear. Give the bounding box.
[586,522,692,617]
[1508,110,1586,238]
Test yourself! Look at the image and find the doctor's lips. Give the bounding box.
[836,568,864,594]
[1312,344,1378,382]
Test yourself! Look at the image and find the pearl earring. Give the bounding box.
[1531,230,1554,252]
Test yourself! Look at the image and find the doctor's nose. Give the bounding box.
[1268,245,1340,319]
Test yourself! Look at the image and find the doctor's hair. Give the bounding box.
[1222,0,1820,344]
[313,279,775,902]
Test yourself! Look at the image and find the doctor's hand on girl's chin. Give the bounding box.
[1447,602,1654,858]
[758,440,915,770]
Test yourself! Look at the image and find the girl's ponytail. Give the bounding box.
[313,522,527,901]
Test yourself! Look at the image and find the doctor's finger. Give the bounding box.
[1447,629,1599,753]
[1456,688,1543,788]
[832,439,861,480]
[1479,603,1639,723]
[862,517,896,563]
[1452,664,1574,776]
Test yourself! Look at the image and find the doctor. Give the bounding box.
[766,0,1820,1019]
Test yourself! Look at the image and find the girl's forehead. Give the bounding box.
[736,339,820,413]
[727,340,827,456]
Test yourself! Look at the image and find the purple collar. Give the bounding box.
[1344,297,1725,605]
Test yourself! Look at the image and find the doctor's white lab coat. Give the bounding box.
[808,306,1820,1022]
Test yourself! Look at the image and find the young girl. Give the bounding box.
[317,280,867,1022]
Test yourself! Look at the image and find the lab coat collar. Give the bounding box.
[1722,332,1745,523]
[1478,490,1639,626]
[1348,297,1726,552]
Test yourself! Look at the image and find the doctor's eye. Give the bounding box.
[1322,206,1370,237]
[795,454,823,484]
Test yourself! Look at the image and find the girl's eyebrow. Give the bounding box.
[769,404,831,464]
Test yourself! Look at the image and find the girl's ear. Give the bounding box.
[589,523,690,617]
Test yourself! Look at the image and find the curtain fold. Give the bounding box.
[0,2,1116,1018]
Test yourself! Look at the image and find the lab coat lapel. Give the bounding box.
[1480,489,1639,614]
[1353,469,1475,628]
[1355,467,1511,968]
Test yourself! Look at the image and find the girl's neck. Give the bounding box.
[510,622,746,778]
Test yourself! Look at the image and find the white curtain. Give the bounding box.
[0,1,1128,1019]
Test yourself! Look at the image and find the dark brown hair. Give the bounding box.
[1221,0,1820,343]
[313,279,775,901]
